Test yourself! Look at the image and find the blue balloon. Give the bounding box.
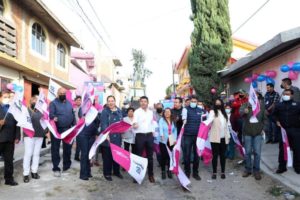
[12,83,18,91]
[266,77,275,85]
[252,81,258,88]
[280,65,290,72]
[257,75,266,82]
[17,86,23,92]
[292,63,300,71]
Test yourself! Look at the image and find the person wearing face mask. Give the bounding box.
[49,87,75,177]
[205,99,230,179]
[23,96,48,183]
[182,95,205,180]
[280,78,300,102]
[0,90,20,186]
[273,89,300,174]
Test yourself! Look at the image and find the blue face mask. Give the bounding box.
[190,102,197,108]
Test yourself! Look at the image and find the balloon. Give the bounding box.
[244,77,252,83]
[210,88,217,94]
[252,73,259,80]
[266,77,275,85]
[252,81,258,88]
[6,83,13,90]
[280,65,290,72]
[266,70,277,78]
[257,75,266,82]
[292,62,300,72]
[12,83,18,91]
[288,71,298,80]
[16,86,23,92]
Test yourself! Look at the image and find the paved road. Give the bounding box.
[0,151,298,200]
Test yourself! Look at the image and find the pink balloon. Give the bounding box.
[288,71,298,80]
[266,70,277,78]
[211,88,217,94]
[244,77,252,83]
[6,83,13,90]
[252,73,259,80]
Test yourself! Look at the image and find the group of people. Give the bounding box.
[0,77,300,188]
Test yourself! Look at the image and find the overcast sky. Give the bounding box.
[43,0,300,103]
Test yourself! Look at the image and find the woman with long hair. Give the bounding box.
[205,98,231,179]
[158,108,177,179]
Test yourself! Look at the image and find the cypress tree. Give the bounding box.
[189,0,232,103]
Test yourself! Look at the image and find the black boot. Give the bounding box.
[31,173,40,179]
[167,170,173,179]
[161,171,166,180]
[23,176,30,183]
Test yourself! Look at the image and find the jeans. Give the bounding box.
[226,137,235,160]
[77,134,95,179]
[23,137,43,176]
[101,146,120,176]
[244,135,263,173]
[135,133,154,176]
[75,136,81,159]
[51,128,72,172]
[0,142,14,182]
[182,135,199,176]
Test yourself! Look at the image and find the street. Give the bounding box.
[0,151,297,200]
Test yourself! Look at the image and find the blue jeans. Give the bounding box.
[244,135,262,173]
[77,134,95,179]
[226,137,235,159]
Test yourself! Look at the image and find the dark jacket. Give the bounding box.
[184,106,205,136]
[100,107,123,147]
[80,112,101,137]
[0,105,21,142]
[24,109,47,138]
[172,107,183,134]
[239,99,266,136]
[49,98,75,129]
[273,100,300,129]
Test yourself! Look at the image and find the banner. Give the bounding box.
[169,126,184,175]
[63,118,86,144]
[248,84,260,123]
[196,122,212,165]
[89,132,109,159]
[48,79,61,102]
[229,127,245,157]
[85,106,98,126]
[281,128,293,167]
[110,143,148,184]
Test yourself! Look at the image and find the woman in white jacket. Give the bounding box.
[205,98,230,180]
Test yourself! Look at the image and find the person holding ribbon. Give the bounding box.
[49,87,75,177]
[158,108,177,179]
[100,95,123,181]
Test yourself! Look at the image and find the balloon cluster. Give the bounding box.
[6,83,24,92]
[280,62,300,80]
[244,70,277,88]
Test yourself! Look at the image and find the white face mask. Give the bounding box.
[282,95,291,101]
[2,98,10,105]
[197,105,204,109]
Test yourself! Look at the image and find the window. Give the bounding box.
[56,43,66,68]
[0,0,4,16]
[31,23,46,56]
[0,77,10,91]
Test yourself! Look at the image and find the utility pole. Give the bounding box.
[172,61,176,93]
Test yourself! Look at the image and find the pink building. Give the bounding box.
[220,27,300,95]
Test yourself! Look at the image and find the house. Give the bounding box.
[0,0,80,104]
[219,27,300,96]
[175,38,257,98]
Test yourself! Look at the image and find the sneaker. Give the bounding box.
[31,173,40,179]
[275,168,287,174]
[104,176,112,181]
[211,173,217,179]
[254,172,262,180]
[220,173,226,179]
[23,176,30,183]
[5,180,18,186]
[113,173,124,179]
[242,171,251,178]
[53,171,61,177]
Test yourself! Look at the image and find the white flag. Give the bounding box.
[48,79,61,102]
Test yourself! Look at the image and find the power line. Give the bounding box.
[86,0,112,42]
[232,0,271,35]
[75,0,113,53]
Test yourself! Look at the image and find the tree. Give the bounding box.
[189,0,232,104]
[131,49,152,88]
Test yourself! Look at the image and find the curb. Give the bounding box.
[261,158,300,194]
[0,146,51,175]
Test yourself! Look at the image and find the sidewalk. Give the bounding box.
[261,143,300,194]
[0,141,51,174]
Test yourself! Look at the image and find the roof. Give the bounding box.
[220,27,300,78]
[16,0,81,48]
[175,45,190,71]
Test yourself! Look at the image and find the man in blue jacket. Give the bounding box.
[49,88,75,177]
[182,95,205,180]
